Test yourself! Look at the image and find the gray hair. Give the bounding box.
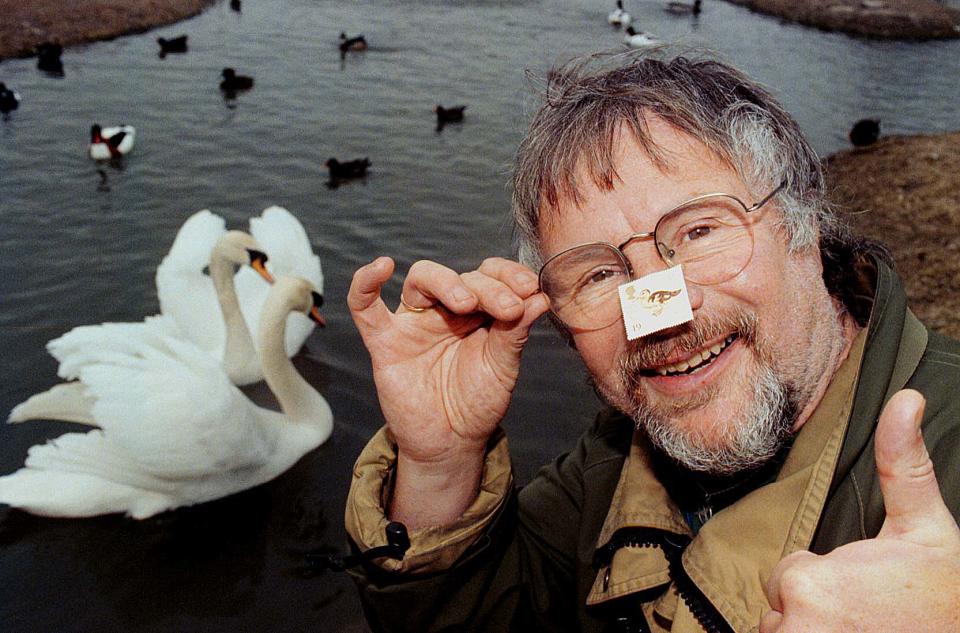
[511,49,842,271]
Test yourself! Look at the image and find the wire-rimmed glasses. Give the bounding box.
[538,180,786,331]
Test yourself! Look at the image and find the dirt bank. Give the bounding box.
[724,0,960,40]
[825,131,960,337]
[0,0,216,60]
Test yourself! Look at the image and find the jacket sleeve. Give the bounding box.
[345,419,602,633]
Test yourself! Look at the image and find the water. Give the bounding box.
[0,0,957,630]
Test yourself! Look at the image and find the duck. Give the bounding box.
[36,42,64,75]
[156,207,325,384]
[220,67,254,92]
[624,26,660,48]
[849,119,880,147]
[0,82,20,114]
[608,0,632,27]
[0,276,332,519]
[325,157,371,181]
[89,124,135,160]
[434,104,467,124]
[666,0,702,15]
[157,35,188,56]
[338,32,368,53]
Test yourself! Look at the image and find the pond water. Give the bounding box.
[1,0,958,630]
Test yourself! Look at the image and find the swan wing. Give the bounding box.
[155,210,227,354]
[237,206,323,356]
[77,334,275,479]
[48,314,180,380]
[0,434,175,518]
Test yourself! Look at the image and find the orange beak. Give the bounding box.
[309,306,326,327]
[251,258,275,283]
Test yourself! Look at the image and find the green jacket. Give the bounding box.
[347,262,960,632]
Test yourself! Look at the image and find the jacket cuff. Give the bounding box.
[344,426,512,574]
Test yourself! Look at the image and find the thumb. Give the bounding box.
[486,292,550,363]
[875,389,953,542]
[347,256,395,337]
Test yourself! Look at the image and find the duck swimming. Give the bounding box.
[0,83,20,114]
[220,67,254,92]
[325,157,371,181]
[89,124,135,160]
[434,104,466,123]
[36,42,64,75]
[157,35,188,57]
[608,0,632,27]
[624,25,660,47]
[849,119,881,147]
[339,32,368,53]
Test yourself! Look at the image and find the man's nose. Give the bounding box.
[686,280,704,311]
[624,246,704,311]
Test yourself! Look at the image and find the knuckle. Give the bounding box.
[479,256,506,270]
[407,259,433,276]
[777,561,822,606]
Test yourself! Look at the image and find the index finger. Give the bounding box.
[477,257,540,298]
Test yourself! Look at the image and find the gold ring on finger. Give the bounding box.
[399,293,431,313]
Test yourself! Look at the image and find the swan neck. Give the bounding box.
[259,303,321,425]
[209,252,255,366]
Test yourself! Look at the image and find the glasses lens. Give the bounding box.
[540,244,629,330]
[656,195,755,285]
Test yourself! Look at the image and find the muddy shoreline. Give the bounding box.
[0,0,216,60]
[723,0,960,40]
[825,132,960,338]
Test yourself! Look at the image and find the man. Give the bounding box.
[344,50,960,632]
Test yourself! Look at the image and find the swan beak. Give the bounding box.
[250,257,275,283]
[309,306,326,327]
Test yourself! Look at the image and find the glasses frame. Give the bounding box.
[538,179,787,329]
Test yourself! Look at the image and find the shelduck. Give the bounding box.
[89,124,135,160]
[608,1,632,27]
[624,25,660,48]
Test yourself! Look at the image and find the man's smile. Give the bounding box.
[643,333,739,377]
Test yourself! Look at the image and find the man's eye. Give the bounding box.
[587,269,620,284]
[686,226,712,241]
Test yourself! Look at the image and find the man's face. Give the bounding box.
[538,118,846,474]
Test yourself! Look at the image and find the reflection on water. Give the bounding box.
[0,0,958,630]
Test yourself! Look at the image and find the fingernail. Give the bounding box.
[452,286,471,303]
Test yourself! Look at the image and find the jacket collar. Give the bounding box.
[586,318,871,632]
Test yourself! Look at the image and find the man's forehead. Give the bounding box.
[537,121,740,240]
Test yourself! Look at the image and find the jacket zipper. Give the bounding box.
[593,528,734,633]
[660,535,734,633]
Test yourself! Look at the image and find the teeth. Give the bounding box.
[656,335,736,376]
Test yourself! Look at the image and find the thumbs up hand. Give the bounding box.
[760,390,960,633]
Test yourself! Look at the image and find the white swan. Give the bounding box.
[8,228,276,426]
[608,0,632,26]
[624,25,660,47]
[0,276,332,519]
[157,206,324,384]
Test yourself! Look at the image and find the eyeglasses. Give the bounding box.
[538,180,786,331]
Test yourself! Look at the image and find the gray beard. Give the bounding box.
[594,307,801,476]
[628,362,797,475]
